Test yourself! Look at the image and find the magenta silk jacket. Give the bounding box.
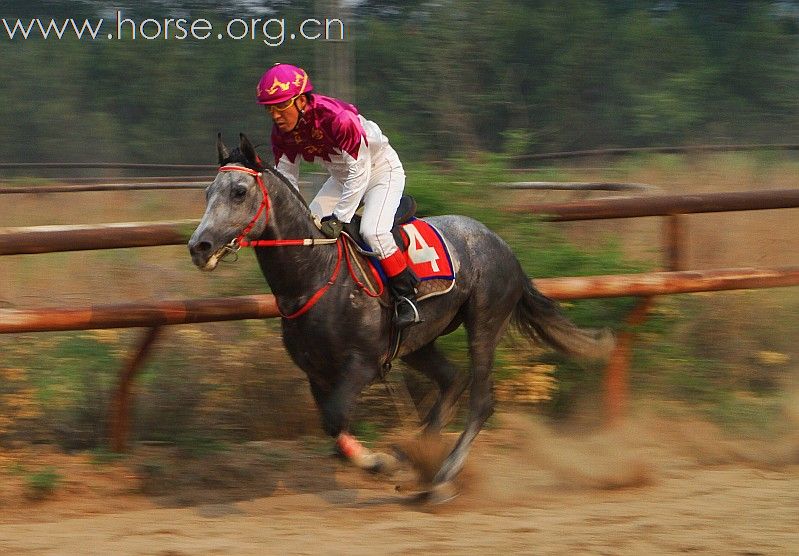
[271,94,396,223]
[271,94,366,164]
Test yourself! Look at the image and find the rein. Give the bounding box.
[216,165,380,319]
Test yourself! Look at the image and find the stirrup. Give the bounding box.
[394,296,422,327]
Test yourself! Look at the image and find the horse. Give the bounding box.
[188,133,614,502]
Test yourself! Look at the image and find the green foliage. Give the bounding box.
[628,288,799,432]
[350,420,381,445]
[175,434,229,458]
[1,333,119,448]
[1,330,213,448]
[89,447,127,466]
[1,1,797,165]
[131,349,210,444]
[25,467,62,500]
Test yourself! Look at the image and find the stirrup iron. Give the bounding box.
[395,296,422,324]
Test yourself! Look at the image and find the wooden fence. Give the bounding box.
[1,175,798,450]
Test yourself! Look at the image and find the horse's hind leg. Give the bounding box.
[401,342,467,433]
[430,314,510,500]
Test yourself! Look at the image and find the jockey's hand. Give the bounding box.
[320,215,344,239]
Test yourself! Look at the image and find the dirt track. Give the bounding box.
[1,412,796,555]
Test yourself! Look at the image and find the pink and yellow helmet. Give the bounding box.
[256,63,313,105]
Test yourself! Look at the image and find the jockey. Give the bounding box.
[257,63,421,329]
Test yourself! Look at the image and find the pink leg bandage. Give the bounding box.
[337,433,365,459]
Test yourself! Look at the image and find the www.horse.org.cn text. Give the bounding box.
[1,11,346,47]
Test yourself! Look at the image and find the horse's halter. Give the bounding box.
[217,164,336,254]
[218,165,270,252]
[215,164,354,319]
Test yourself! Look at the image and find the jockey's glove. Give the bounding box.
[320,215,344,239]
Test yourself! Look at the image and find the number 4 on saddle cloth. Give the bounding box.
[341,195,458,302]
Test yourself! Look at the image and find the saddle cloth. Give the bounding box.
[344,218,457,302]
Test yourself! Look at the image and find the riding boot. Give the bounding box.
[388,267,422,329]
[379,251,422,330]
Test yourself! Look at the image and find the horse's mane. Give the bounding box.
[263,164,311,212]
[221,147,311,212]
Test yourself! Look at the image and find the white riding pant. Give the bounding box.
[309,151,406,260]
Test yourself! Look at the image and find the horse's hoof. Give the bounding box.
[356,451,399,474]
[428,481,459,504]
[390,443,409,463]
[371,451,400,474]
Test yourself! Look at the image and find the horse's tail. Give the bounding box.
[512,279,615,360]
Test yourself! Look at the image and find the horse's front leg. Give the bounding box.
[314,355,399,473]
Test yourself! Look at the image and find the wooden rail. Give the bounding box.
[3,266,798,448]
[0,162,216,170]
[3,189,797,256]
[508,143,799,162]
[2,186,798,447]
[507,188,799,220]
[0,221,196,255]
[1,268,797,333]
[505,188,799,272]
[0,182,207,195]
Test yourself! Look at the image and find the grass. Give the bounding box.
[705,394,785,437]
[175,435,229,458]
[350,421,382,446]
[299,435,335,455]
[254,447,292,471]
[89,447,127,466]
[25,467,63,500]
[630,290,798,433]
[7,462,27,476]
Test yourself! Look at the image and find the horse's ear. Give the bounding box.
[217,133,230,165]
[239,133,262,170]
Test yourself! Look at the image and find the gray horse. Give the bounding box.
[189,134,613,501]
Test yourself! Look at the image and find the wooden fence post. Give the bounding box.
[603,297,654,424]
[108,326,162,453]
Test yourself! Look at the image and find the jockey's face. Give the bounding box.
[267,94,308,133]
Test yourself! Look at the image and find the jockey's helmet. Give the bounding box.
[256,63,313,105]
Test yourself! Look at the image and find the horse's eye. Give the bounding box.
[231,186,247,200]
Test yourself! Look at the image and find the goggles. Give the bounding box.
[267,96,299,113]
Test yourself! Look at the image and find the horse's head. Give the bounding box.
[188,133,267,271]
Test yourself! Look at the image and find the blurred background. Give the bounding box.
[0,0,797,518]
[1,0,798,163]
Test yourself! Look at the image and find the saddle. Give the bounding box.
[339,194,417,305]
[341,195,457,302]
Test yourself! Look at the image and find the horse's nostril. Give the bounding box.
[193,240,213,255]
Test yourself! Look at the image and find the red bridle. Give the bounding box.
[219,165,337,248]
[215,165,381,319]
